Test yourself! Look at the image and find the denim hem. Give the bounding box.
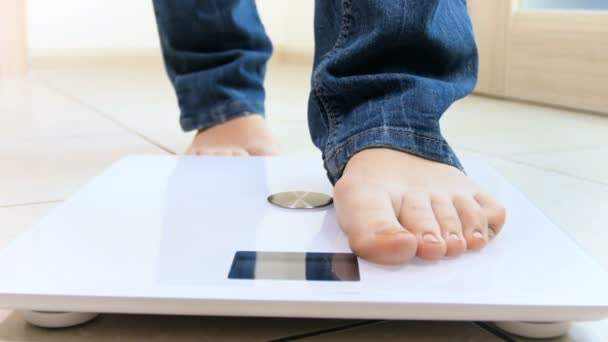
[179,100,265,132]
[324,127,464,184]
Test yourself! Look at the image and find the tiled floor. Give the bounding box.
[0,55,607,341]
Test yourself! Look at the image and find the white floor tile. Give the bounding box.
[32,59,313,153]
[0,203,58,248]
[268,120,319,156]
[32,58,185,151]
[0,135,167,206]
[442,96,608,156]
[508,146,608,185]
[489,159,608,265]
[0,78,125,141]
[265,61,312,123]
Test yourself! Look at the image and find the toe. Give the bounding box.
[194,147,211,155]
[248,144,281,156]
[208,149,232,157]
[189,147,214,156]
[209,148,236,156]
[334,177,418,265]
[399,194,447,260]
[231,148,250,157]
[431,195,466,256]
[453,194,488,251]
[474,192,506,239]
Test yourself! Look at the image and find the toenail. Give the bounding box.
[488,228,497,240]
[423,233,439,243]
[449,233,461,241]
[473,231,484,240]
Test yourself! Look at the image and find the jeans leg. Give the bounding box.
[153,0,272,132]
[309,0,478,183]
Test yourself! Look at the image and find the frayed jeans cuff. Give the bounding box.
[324,127,463,184]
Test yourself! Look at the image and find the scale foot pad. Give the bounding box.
[494,321,571,339]
[22,311,99,328]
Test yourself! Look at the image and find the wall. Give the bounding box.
[522,0,608,10]
[26,0,314,55]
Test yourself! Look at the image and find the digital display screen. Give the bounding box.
[228,251,360,281]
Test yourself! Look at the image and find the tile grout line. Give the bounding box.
[0,199,63,209]
[494,144,608,159]
[450,145,608,187]
[489,157,608,188]
[453,145,517,160]
[34,76,177,156]
[473,322,518,342]
[471,93,608,120]
[267,320,384,342]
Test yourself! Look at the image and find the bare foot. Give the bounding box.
[334,148,506,265]
[186,114,281,156]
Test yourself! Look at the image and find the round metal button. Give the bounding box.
[267,191,333,210]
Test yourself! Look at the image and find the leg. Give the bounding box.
[153,0,279,155]
[309,0,506,264]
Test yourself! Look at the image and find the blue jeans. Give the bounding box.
[153,0,478,183]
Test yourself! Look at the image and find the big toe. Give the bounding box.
[334,178,418,265]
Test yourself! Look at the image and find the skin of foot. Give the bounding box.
[334,148,506,265]
[185,114,281,156]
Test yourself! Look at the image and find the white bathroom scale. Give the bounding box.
[1,156,607,337]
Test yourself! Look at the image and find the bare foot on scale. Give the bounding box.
[186,114,280,156]
[334,148,506,265]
